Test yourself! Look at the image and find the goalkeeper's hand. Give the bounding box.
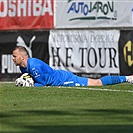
[15,73,34,87]
[127,77,133,84]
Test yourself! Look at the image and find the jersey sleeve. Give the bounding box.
[30,65,47,86]
[28,58,54,86]
[34,83,44,87]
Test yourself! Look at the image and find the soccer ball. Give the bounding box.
[15,73,34,87]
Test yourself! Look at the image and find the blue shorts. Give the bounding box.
[62,75,88,86]
[53,70,88,86]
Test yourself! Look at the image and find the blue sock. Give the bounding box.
[100,76,126,86]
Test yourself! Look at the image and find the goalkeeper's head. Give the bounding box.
[12,46,29,68]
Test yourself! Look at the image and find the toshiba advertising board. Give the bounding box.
[0,0,54,30]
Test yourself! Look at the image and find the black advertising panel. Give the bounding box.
[0,30,49,81]
[119,30,133,75]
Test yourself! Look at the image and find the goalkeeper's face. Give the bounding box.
[12,49,27,67]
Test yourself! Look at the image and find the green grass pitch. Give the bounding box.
[0,83,133,133]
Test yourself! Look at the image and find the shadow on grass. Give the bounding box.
[0,109,133,133]
[1,109,133,116]
[0,125,133,133]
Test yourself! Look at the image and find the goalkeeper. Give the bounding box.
[12,46,133,87]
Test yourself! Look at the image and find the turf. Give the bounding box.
[0,83,133,133]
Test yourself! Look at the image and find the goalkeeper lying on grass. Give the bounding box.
[12,46,133,87]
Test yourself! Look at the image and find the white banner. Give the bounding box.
[132,2,133,26]
[55,0,132,28]
[49,30,120,74]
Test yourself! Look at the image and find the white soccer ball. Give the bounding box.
[15,73,34,87]
[15,77,24,86]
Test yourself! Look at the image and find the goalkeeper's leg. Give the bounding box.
[100,76,126,85]
[88,75,133,86]
[100,75,133,85]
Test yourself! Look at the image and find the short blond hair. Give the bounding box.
[13,46,29,57]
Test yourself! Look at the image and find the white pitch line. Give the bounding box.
[77,87,133,93]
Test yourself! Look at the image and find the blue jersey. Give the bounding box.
[20,58,88,87]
